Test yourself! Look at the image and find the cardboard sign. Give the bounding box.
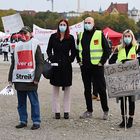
[105,60,140,98]
[2,13,24,34]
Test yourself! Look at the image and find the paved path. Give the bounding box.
[0,54,140,140]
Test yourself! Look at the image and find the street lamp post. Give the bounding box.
[46,0,54,12]
[77,0,80,12]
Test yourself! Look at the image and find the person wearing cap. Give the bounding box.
[76,17,110,120]
[8,26,44,130]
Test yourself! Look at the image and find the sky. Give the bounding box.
[0,0,140,12]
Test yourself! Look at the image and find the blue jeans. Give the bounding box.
[17,90,41,124]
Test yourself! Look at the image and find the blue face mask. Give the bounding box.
[124,37,132,45]
[59,25,67,33]
[84,23,93,31]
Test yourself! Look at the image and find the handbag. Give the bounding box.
[42,59,52,79]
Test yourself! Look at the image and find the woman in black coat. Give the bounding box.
[47,19,76,119]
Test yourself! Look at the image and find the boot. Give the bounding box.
[55,113,60,119]
[119,116,127,128]
[15,123,27,129]
[64,112,69,119]
[127,117,133,128]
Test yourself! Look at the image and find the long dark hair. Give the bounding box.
[57,19,70,39]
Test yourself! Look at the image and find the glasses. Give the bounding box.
[84,22,91,24]
[59,24,67,26]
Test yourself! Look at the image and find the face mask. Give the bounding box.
[24,35,31,41]
[20,34,26,41]
[59,25,67,33]
[20,34,31,41]
[84,23,94,31]
[124,37,132,45]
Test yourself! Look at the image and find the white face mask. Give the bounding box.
[124,37,132,45]
[59,25,67,33]
[84,23,94,31]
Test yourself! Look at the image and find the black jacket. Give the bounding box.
[47,33,76,86]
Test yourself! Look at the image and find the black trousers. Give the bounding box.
[80,65,109,112]
[120,96,135,116]
[92,81,98,97]
[3,52,8,61]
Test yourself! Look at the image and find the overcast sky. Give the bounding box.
[0,0,140,12]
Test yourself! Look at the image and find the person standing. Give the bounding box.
[47,19,76,119]
[0,39,3,54]
[76,17,110,120]
[109,29,140,128]
[2,38,9,61]
[8,26,44,130]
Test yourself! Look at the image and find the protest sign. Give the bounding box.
[1,13,24,34]
[33,24,56,53]
[0,85,14,95]
[69,21,84,40]
[105,60,140,98]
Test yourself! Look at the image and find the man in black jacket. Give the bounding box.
[77,17,110,120]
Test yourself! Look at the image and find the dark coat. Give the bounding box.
[47,33,76,87]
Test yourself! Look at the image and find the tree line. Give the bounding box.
[0,9,140,39]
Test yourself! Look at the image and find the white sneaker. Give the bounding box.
[103,112,108,120]
[80,111,92,119]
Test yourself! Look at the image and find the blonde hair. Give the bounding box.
[121,29,137,47]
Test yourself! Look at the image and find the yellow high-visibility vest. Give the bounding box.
[118,45,137,62]
[78,30,103,64]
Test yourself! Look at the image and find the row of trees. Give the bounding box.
[0,9,140,38]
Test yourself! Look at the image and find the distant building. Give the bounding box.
[106,2,128,14]
[99,6,103,14]
[17,10,36,16]
[61,11,82,19]
[128,7,140,23]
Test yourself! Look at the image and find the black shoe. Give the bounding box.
[64,112,69,119]
[55,113,60,119]
[119,120,125,128]
[119,116,127,128]
[15,123,27,129]
[127,117,133,128]
[31,124,40,130]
